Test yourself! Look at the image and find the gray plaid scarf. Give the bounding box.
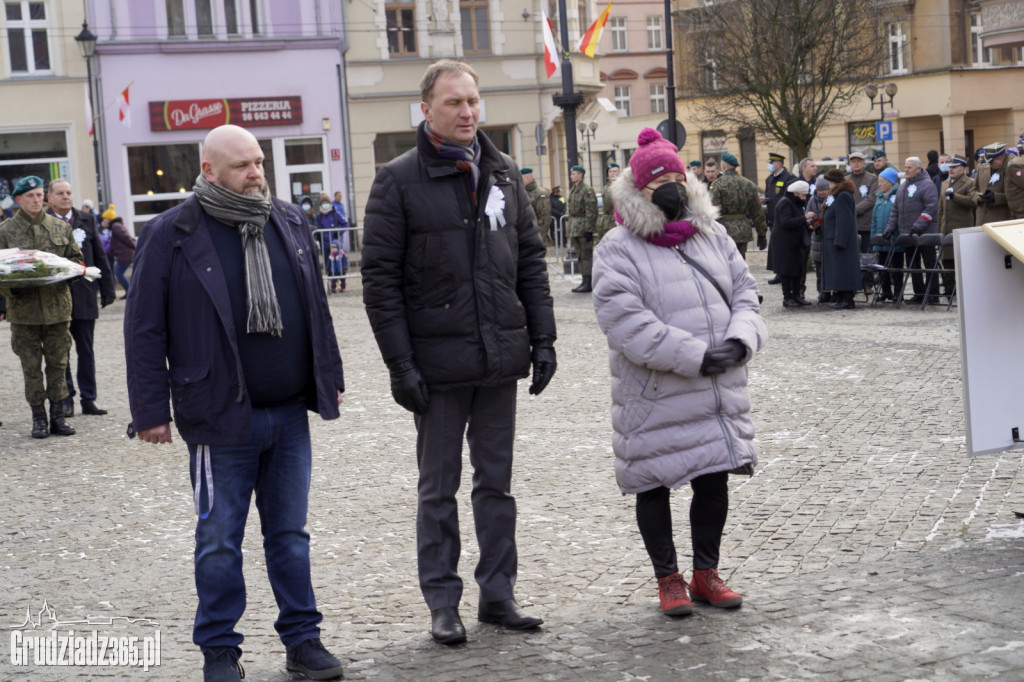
[192,174,282,337]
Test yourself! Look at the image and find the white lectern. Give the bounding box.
[954,220,1024,457]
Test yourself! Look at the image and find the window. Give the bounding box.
[386,0,416,56]
[577,0,588,29]
[609,17,627,52]
[166,0,186,37]
[0,131,67,201]
[646,15,662,51]
[613,85,631,117]
[650,83,666,114]
[224,0,238,35]
[970,13,992,66]
[5,1,50,73]
[249,0,260,35]
[886,22,907,74]
[460,0,490,54]
[699,57,719,92]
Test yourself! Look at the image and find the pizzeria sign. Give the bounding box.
[149,96,303,131]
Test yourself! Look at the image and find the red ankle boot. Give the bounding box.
[656,572,693,616]
[689,568,743,608]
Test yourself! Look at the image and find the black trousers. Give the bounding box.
[413,383,519,610]
[635,471,729,579]
[909,247,938,298]
[64,318,97,402]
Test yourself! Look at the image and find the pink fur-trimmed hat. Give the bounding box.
[630,128,686,189]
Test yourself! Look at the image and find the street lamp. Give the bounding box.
[75,21,104,207]
[865,82,898,121]
[577,120,598,179]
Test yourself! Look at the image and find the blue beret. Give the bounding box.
[606,162,620,169]
[720,152,739,167]
[519,168,533,175]
[13,175,45,197]
[570,165,585,173]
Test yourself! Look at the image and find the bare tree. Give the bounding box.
[680,0,891,160]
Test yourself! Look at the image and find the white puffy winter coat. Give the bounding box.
[592,170,768,494]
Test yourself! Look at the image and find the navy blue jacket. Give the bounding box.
[124,195,344,444]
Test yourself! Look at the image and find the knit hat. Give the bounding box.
[787,180,810,195]
[879,168,899,185]
[630,128,686,189]
[12,175,44,197]
[101,204,117,221]
[814,176,830,191]
[720,152,739,167]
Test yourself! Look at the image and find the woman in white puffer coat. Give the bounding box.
[592,128,767,618]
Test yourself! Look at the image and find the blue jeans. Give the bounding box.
[188,401,321,653]
[114,261,131,293]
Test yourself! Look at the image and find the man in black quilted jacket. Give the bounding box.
[362,60,557,646]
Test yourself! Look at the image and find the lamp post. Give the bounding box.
[577,120,598,179]
[75,21,104,207]
[865,82,898,121]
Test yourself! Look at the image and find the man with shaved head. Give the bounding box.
[124,124,346,681]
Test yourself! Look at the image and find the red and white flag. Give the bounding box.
[542,11,560,78]
[84,83,94,136]
[118,86,131,128]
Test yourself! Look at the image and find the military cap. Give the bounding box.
[848,151,866,161]
[570,165,585,173]
[720,152,740,167]
[950,155,968,167]
[607,162,620,169]
[551,185,561,194]
[984,142,1007,160]
[12,175,45,197]
[519,167,533,175]
[872,150,888,160]
[688,159,702,168]
[768,152,786,163]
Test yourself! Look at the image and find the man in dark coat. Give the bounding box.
[764,152,796,282]
[124,124,346,682]
[361,60,557,646]
[883,156,940,303]
[47,179,115,417]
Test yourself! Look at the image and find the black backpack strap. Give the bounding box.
[675,245,730,306]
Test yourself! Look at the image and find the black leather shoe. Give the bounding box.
[767,276,781,285]
[63,399,75,418]
[782,298,801,308]
[430,608,466,645]
[81,400,108,416]
[478,600,543,630]
[795,298,812,306]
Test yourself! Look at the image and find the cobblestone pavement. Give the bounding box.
[2,251,1023,681]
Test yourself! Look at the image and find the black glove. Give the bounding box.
[945,187,954,198]
[981,189,995,207]
[101,295,116,308]
[388,358,429,414]
[700,340,746,376]
[583,231,594,243]
[756,234,767,250]
[528,342,557,395]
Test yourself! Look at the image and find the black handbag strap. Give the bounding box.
[675,245,730,306]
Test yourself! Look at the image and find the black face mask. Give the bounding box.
[650,182,689,221]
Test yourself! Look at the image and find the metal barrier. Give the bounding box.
[311,225,363,289]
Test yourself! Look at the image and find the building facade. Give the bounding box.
[671,0,1024,187]
[0,1,96,211]
[87,0,349,232]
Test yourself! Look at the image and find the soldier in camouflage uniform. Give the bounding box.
[595,163,620,243]
[709,153,768,259]
[566,165,598,293]
[521,168,553,247]
[0,176,82,439]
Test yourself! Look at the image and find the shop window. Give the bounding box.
[0,130,68,202]
[5,0,50,73]
[386,0,416,56]
[460,0,490,54]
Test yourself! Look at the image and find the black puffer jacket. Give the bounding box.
[362,122,556,389]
